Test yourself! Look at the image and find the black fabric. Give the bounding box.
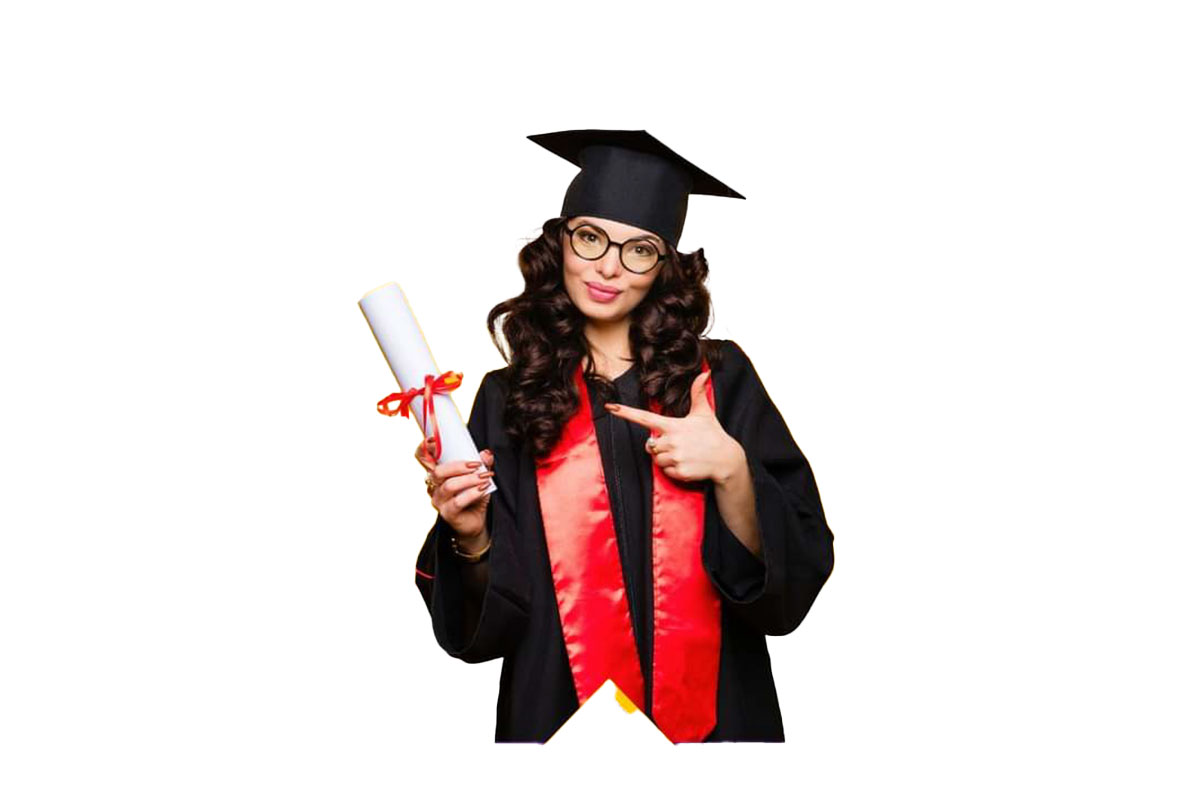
[527,129,745,247]
[590,365,656,711]
[414,338,835,742]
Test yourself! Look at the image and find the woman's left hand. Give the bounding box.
[605,371,746,485]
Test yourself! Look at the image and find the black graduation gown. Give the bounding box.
[414,338,835,742]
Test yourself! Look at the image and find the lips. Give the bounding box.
[585,282,622,303]
[587,282,621,294]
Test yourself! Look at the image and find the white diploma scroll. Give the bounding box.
[359,282,497,494]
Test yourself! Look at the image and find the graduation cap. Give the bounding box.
[527,129,744,248]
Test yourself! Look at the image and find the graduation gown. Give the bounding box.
[414,338,835,742]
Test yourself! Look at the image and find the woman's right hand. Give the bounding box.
[414,436,495,542]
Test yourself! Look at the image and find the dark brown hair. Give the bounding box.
[486,216,724,460]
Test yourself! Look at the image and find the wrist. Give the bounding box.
[713,439,748,488]
[451,525,491,560]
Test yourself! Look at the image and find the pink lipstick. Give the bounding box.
[586,282,621,303]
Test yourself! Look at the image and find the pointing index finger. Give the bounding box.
[605,402,671,432]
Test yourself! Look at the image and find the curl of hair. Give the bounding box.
[485,216,725,461]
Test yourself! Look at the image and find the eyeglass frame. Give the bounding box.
[562,221,669,274]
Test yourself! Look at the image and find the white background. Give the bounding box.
[2,1,1197,802]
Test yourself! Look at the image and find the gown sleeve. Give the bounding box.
[413,369,531,663]
[702,339,836,636]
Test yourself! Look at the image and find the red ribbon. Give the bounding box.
[376,370,463,465]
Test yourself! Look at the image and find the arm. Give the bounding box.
[414,370,531,662]
[711,440,763,560]
[701,340,836,635]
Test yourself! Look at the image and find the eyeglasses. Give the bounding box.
[564,222,667,274]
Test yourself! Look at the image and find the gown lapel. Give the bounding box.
[535,359,722,743]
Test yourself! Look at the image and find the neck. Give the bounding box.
[584,317,634,378]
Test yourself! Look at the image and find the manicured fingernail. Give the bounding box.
[466,461,481,468]
[477,481,490,490]
[604,403,619,411]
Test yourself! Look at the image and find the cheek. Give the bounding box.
[562,252,587,280]
[624,277,655,305]
[562,256,590,305]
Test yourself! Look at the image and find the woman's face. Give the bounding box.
[561,215,665,324]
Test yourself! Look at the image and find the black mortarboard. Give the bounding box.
[527,129,744,248]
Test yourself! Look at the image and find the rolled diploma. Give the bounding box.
[359,282,497,494]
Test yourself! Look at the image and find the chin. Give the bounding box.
[578,307,610,321]
[588,308,626,322]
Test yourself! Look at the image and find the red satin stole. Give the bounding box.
[534,360,722,743]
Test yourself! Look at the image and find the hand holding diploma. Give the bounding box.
[359,282,497,495]
[414,442,495,545]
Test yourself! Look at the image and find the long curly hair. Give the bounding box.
[485,215,725,460]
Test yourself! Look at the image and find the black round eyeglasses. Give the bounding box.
[564,222,667,274]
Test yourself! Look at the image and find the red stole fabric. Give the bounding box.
[534,360,722,743]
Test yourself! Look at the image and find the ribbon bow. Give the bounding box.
[376,370,463,464]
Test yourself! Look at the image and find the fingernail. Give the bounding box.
[466,461,481,468]
[477,481,490,490]
[604,403,619,411]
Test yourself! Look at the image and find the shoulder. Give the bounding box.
[483,364,513,385]
[477,366,507,396]
[465,367,515,448]
[477,366,516,407]
[702,337,755,381]
[702,338,774,411]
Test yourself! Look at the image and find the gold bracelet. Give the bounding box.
[450,532,493,563]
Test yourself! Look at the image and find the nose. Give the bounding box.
[597,244,623,279]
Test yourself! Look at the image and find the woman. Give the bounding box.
[413,129,835,743]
